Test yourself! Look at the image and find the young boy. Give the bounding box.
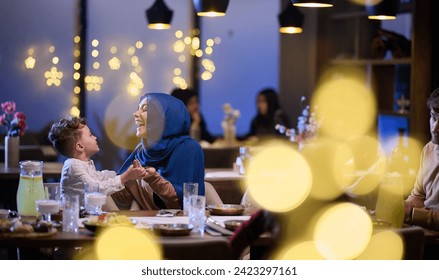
[48,116,146,207]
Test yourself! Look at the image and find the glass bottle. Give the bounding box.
[16,160,46,216]
[387,128,409,175]
[375,173,404,228]
[236,146,251,175]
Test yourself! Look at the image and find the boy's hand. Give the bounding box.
[120,159,147,185]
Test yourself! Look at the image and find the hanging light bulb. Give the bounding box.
[279,4,305,34]
[146,0,173,30]
[291,0,334,8]
[366,0,400,20]
[193,0,230,17]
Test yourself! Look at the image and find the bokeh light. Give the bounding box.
[356,230,403,260]
[274,241,325,260]
[24,56,36,69]
[246,141,312,212]
[91,39,99,47]
[313,66,376,141]
[175,30,183,38]
[96,226,162,260]
[302,138,355,200]
[135,41,143,49]
[344,134,386,196]
[386,135,422,196]
[374,173,405,228]
[314,203,372,259]
[108,57,121,70]
[104,94,140,150]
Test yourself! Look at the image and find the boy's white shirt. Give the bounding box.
[60,158,124,206]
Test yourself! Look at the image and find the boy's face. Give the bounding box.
[77,125,99,157]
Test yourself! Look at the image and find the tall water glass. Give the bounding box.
[84,182,106,215]
[188,195,206,235]
[183,182,198,215]
[62,194,79,233]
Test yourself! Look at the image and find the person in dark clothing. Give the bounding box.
[246,88,290,140]
[171,88,216,143]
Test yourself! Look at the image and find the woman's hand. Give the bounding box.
[120,159,148,185]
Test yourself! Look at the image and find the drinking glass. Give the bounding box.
[62,194,79,233]
[35,183,61,222]
[44,183,61,201]
[183,182,198,215]
[188,195,206,235]
[84,182,106,215]
[35,199,60,222]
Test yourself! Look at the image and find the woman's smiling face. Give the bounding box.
[133,98,148,138]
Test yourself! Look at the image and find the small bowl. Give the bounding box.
[207,204,245,216]
[224,220,245,231]
[152,223,193,236]
[83,221,108,232]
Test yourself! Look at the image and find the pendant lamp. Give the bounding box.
[193,0,230,17]
[279,4,305,34]
[291,0,334,8]
[146,0,173,30]
[367,0,400,20]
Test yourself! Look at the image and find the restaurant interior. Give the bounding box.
[1,0,439,261]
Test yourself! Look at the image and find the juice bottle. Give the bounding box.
[16,161,46,216]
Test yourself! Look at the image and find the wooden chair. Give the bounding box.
[395,226,425,260]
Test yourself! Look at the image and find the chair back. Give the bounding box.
[161,237,232,260]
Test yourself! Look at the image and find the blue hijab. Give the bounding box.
[119,93,205,208]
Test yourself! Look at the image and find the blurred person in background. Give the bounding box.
[171,88,216,144]
[245,88,290,141]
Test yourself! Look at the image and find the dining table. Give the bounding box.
[0,209,271,260]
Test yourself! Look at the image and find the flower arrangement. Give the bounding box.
[0,101,27,137]
[221,103,240,145]
[222,103,240,126]
[276,96,320,145]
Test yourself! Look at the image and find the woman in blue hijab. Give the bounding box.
[112,92,205,210]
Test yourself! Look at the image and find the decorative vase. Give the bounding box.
[223,122,236,146]
[4,136,20,169]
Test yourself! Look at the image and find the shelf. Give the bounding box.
[330,58,412,66]
[378,110,410,117]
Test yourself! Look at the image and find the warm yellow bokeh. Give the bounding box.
[246,142,312,212]
[96,226,162,260]
[386,135,422,196]
[301,138,355,200]
[356,230,403,260]
[314,203,373,259]
[104,94,141,150]
[344,134,386,196]
[313,67,376,141]
[274,241,325,260]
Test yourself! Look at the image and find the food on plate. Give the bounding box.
[11,224,34,234]
[33,220,53,233]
